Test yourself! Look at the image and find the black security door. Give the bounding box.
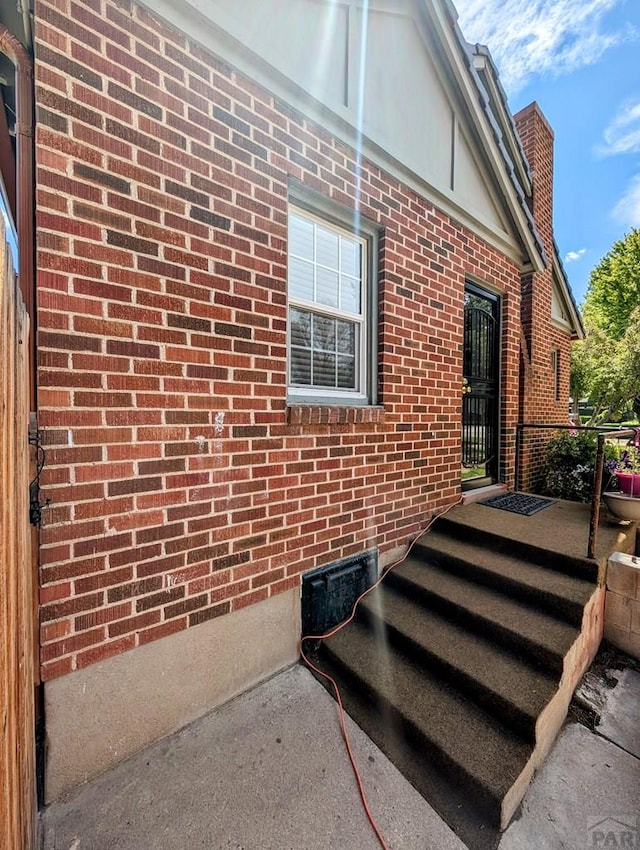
[461,283,500,490]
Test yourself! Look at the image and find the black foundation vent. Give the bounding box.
[301,550,378,638]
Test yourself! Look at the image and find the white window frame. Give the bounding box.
[287,200,376,405]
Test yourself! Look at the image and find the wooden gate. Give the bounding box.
[0,221,35,850]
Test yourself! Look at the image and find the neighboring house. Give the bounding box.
[1,0,583,804]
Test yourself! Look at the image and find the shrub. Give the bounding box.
[541,431,618,502]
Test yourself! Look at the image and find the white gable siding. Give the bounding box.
[148,0,525,260]
[455,125,509,232]
[360,9,454,190]
[207,0,350,107]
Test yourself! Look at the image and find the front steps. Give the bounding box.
[314,506,605,843]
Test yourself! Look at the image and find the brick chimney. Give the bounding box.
[515,102,554,249]
[514,102,568,425]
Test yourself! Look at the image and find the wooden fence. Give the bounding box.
[0,219,35,850]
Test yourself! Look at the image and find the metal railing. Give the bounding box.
[589,428,637,559]
[515,424,638,559]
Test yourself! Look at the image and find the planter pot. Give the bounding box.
[615,472,640,497]
[603,491,640,521]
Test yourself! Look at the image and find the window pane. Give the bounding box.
[290,308,312,386]
[316,225,339,269]
[291,348,311,385]
[313,351,336,386]
[313,314,335,351]
[289,257,314,302]
[340,276,360,313]
[341,238,361,277]
[290,307,311,347]
[316,267,339,309]
[289,212,314,260]
[337,355,356,388]
[336,320,355,354]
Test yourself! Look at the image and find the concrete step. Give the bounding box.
[385,557,579,674]
[413,530,595,625]
[321,618,531,825]
[313,505,603,836]
[358,585,558,740]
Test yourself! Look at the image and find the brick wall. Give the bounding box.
[34,0,523,680]
[515,103,573,426]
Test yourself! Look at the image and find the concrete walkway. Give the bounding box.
[499,668,640,850]
[41,665,465,850]
[41,665,640,850]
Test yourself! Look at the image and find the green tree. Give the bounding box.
[569,337,590,416]
[582,228,640,340]
[571,229,640,424]
[623,309,640,419]
[573,312,640,421]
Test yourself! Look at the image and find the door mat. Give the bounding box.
[479,492,555,516]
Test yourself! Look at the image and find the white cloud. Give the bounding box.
[564,248,587,263]
[612,174,640,226]
[598,99,640,156]
[455,0,637,95]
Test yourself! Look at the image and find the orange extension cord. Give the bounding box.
[300,498,462,850]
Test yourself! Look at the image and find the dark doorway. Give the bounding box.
[461,283,500,491]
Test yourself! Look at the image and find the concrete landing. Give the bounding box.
[41,665,465,850]
[445,500,637,569]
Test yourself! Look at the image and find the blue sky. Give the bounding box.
[455,0,640,307]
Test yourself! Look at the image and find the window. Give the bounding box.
[287,203,376,404]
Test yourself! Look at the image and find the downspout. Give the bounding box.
[0,25,35,408]
[21,0,33,56]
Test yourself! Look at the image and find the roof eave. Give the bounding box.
[471,47,533,196]
[424,0,546,274]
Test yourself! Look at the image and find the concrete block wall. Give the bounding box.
[605,552,640,660]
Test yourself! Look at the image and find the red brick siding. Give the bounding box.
[515,103,573,426]
[34,0,523,679]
